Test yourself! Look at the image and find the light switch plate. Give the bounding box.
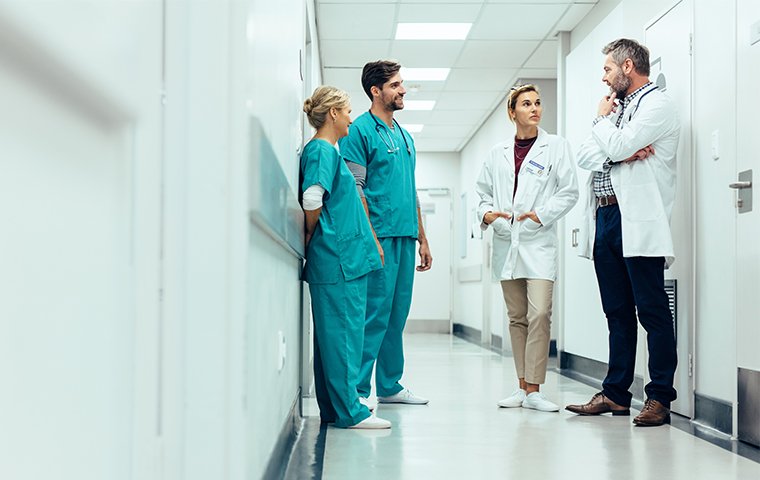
[711,130,720,160]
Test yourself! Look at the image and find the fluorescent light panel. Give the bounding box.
[404,100,436,111]
[402,124,424,133]
[395,23,472,40]
[401,67,450,81]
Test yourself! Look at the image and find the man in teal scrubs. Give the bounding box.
[339,60,433,406]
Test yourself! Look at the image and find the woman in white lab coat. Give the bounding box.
[475,84,578,412]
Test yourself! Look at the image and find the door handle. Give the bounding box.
[729,181,752,189]
[571,228,579,248]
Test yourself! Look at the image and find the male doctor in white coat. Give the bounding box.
[565,38,680,427]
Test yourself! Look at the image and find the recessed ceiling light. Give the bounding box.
[401,68,450,82]
[395,23,472,40]
[404,100,436,111]
[402,124,424,133]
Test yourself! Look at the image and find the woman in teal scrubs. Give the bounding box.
[301,86,390,429]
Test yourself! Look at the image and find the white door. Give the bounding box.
[644,0,695,417]
[735,0,760,446]
[409,188,452,329]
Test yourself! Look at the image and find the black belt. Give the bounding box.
[596,195,618,207]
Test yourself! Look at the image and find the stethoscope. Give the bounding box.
[621,84,657,122]
[369,111,411,155]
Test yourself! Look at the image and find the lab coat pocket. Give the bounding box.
[617,183,664,222]
[518,218,543,239]
[491,217,512,238]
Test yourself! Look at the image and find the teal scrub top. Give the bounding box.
[338,112,419,239]
[301,138,382,285]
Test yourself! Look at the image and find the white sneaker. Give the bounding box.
[522,392,560,412]
[497,389,527,408]
[377,388,429,405]
[359,396,377,412]
[348,415,391,429]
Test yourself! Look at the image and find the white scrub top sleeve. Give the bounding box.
[302,184,326,210]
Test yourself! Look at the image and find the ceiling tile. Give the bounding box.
[390,40,464,67]
[445,68,517,91]
[416,124,474,139]
[454,40,539,68]
[397,3,482,22]
[469,4,567,40]
[394,110,433,124]
[430,109,489,124]
[515,68,557,79]
[400,80,448,94]
[523,40,557,69]
[484,0,574,3]
[318,4,396,40]
[321,40,390,67]
[322,67,364,91]
[554,3,597,33]
[435,91,503,110]
[319,0,397,3]
[397,0,483,4]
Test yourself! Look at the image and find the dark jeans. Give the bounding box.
[593,204,677,408]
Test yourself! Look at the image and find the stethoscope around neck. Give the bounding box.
[369,111,411,155]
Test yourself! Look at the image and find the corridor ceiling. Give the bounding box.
[316,0,599,152]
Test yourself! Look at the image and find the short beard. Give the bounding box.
[385,96,403,111]
[613,73,631,100]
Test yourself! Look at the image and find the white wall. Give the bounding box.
[0,0,315,479]
[246,0,311,478]
[416,152,460,191]
[0,3,163,480]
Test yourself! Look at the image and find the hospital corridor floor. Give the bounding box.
[284,334,760,480]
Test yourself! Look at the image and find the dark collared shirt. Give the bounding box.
[593,82,654,198]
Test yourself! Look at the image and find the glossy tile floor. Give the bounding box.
[293,334,760,480]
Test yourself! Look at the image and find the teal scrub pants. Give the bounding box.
[358,236,416,398]
[310,274,372,428]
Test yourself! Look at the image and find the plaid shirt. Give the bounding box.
[593,82,653,198]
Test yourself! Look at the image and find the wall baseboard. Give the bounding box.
[406,319,450,334]
[263,392,302,480]
[452,322,481,344]
[694,392,733,436]
[559,351,644,403]
[738,367,760,447]
[453,323,557,357]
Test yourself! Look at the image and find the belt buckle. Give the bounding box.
[598,196,609,207]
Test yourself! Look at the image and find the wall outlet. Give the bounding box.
[277,331,286,371]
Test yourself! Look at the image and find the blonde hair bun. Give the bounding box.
[303,85,350,129]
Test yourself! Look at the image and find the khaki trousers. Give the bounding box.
[500,279,554,384]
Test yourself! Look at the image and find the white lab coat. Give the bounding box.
[476,128,579,281]
[576,85,680,266]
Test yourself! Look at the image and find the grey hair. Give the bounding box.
[303,86,350,129]
[602,38,650,76]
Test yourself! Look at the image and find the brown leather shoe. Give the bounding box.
[565,391,630,416]
[633,399,671,426]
